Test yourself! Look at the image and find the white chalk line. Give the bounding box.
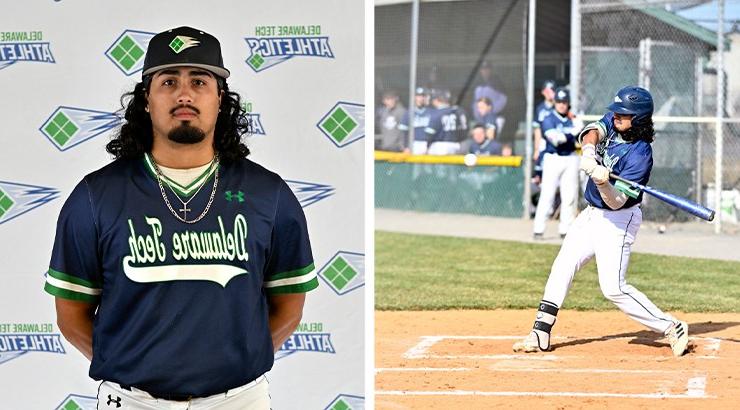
[402,335,722,361]
[395,335,714,399]
[377,367,687,374]
[375,390,714,399]
[376,367,472,372]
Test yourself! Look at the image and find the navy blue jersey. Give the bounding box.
[533,101,554,128]
[45,156,317,397]
[585,112,653,209]
[425,106,468,143]
[478,111,497,134]
[398,106,432,142]
[468,139,502,156]
[541,111,577,156]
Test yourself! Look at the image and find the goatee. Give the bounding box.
[168,123,206,144]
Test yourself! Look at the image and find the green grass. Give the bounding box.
[375,231,740,312]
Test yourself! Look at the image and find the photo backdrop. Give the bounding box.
[0,1,365,409]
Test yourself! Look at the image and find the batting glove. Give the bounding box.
[580,144,597,175]
[590,165,610,185]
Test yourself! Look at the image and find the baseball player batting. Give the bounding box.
[44,26,318,408]
[513,86,690,357]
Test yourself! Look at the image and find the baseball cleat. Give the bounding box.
[667,321,689,357]
[513,331,547,353]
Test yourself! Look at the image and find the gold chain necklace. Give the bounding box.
[149,153,219,224]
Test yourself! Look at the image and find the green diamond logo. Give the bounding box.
[43,112,79,147]
[320,107,358,144]
[169,36,185,53]
[330,399,351,410]
[109,34,145,71]
[62,399,82,410]
[323,256,357,291]
[0,188,14,219]
[248,53,265,70]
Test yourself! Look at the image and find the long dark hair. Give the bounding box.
[621,119,655,144]
[106,77,251,163]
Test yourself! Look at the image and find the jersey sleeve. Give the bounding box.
[425,110,440,136]
[577,112,611,144]
[263,181,318,295]
[44,179,103,303]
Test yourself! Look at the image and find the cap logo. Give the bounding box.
[614,96,623,103]
[169,35,200,54]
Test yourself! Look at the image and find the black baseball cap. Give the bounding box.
[142,26,230,79]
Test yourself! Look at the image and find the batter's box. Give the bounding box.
[402,335,722,361]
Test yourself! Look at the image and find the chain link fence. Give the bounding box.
[376,0,739,228]
[577,0,740,226]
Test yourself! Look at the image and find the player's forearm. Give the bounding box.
[580,129,599,146]
[55,298,95,361]
[268,293,307,353]
[269,308,303,353]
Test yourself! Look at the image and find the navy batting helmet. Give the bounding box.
[554,87,570,103]
[607,86,653,125]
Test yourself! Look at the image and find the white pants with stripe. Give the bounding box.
[97,375,270,410]
[541,205,675,334]
[533,152,580,236]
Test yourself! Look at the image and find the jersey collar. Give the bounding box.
[143,153,219,198]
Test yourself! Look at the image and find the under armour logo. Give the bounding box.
[107,394,122,408]
[225,190,245,203]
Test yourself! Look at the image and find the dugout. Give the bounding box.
[375,0,726,223]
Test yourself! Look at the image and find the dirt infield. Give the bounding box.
[376,310,740,409]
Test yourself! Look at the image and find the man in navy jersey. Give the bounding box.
[398,87,432,154]
[44,26,318,409]
[513,86,689,357]
[532,88,582,239]
[472,97,497,141]
[532,80,556,183]
[425,89,468,155]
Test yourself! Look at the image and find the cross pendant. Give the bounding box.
[179,206,192,219]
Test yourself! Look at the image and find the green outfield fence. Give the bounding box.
[375,158,524,217]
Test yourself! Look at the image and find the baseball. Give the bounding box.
[658,224,666,234]
[463,153,478,167]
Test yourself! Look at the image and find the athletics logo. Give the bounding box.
[169,35,199,53]
[40,106,122,151]
[0,181,58,225]
[105,30,155,75]
[319,251,365,295]
[286,180,334,208]
[317,102,365,148]
[53,394,96,410]
[0,31,55,71]
[0,323,65,365]
[275,322,335,360]
[324,394,365,410]
[240,102,266,136]
[245,24,334,72]
[246,113,265,135]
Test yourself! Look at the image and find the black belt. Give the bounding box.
[119,385,195,402]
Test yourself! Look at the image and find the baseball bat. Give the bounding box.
[609,173,715,221]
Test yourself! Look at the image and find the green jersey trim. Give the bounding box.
[265,277,319,295]
[48,268,101,288]
[143,153,218,197]
[44,282,100,303]
[269,263,315,281]
[264,268,316,290]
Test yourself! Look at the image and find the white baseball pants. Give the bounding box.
[541,205,676,334]
[97,375,270,410]
[533,152,580,236]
